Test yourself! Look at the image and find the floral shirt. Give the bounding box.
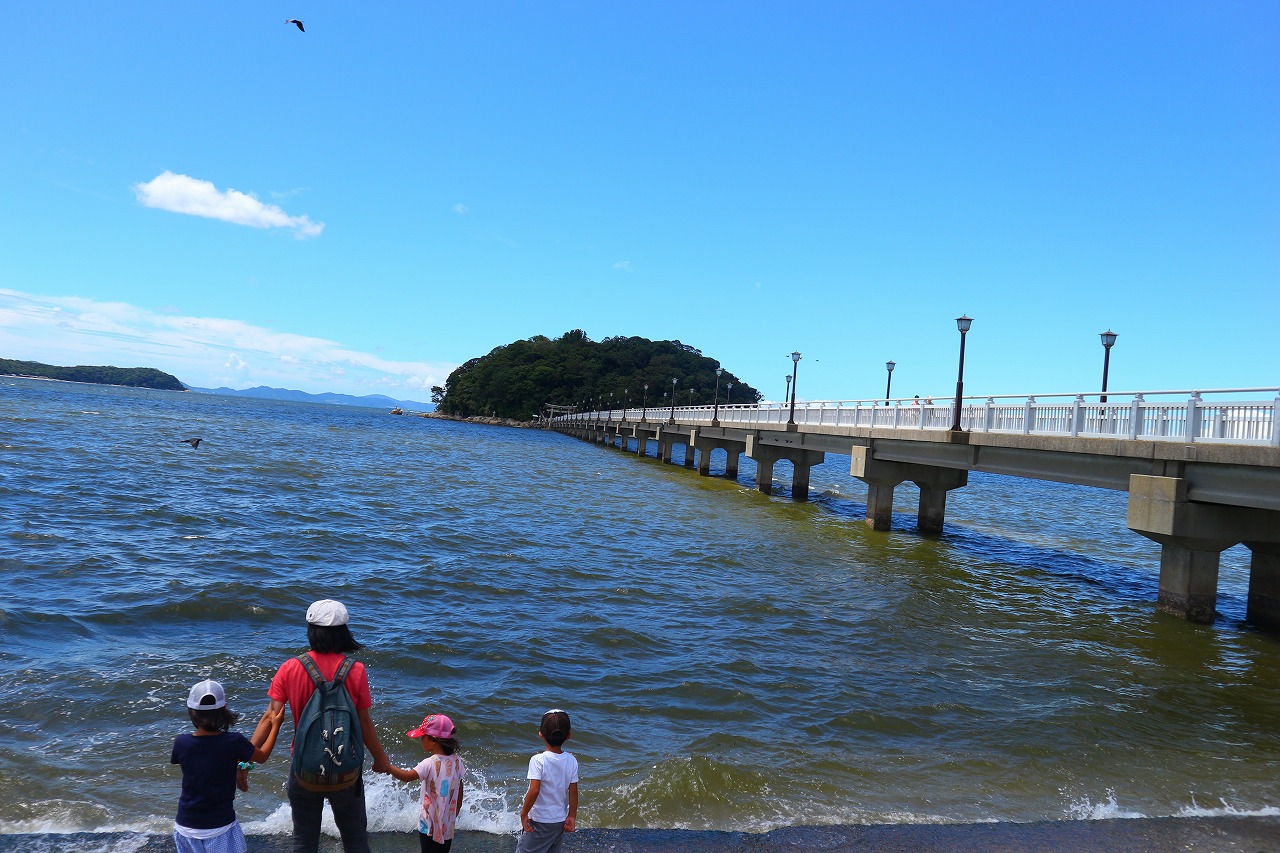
[414,753,465,842]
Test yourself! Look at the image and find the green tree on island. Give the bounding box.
[0,358,185,391]
[436,330,762,419]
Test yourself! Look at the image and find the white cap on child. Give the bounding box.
[187,679,226,710]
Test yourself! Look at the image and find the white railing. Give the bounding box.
[554,388,1280,447]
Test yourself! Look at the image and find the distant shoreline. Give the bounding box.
[418,411,537,429]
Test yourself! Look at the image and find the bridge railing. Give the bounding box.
[554,388,1280,447]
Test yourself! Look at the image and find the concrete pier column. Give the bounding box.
[864,482,897,530]
[788,449,826,502]
[658,438,673,463]
[1156,542,1223,623]
[1246,542,1280,631]
[850,446,905,531]
[689,430,715,476]
[755,456,776,495]
[683,441,696,468]
[725,450,740,478]
[1127,474,1240,624]
[912,468,969,535]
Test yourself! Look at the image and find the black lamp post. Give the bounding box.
[726,383,733,404]
[1099,330,1117,403]
[950,315,973,431]
[785,375,792,408]
[787,351,802,425]
[712,367,723,423]
[669,377,678,422]
[641,383,648,421]
[885,360,896,406]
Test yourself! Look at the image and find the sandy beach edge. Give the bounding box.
[4,816,1277,852]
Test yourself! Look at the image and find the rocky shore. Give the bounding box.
[415,411,539,429]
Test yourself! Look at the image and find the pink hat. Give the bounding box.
[407,713,456,740]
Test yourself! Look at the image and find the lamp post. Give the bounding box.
[726,383,733,404]
[950,315,973,431]
[712,367,723,423]
[669,377,678,423]
[884,360,896,406]
[785,375,792,409]
[1099,330,1117,403]
[641,383,648,421]
[787,351,802,425]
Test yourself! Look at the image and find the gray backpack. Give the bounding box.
[290,654,365,791]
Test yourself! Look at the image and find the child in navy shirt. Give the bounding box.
[171,679,283,853]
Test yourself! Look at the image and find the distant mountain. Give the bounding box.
[189,385,435,411]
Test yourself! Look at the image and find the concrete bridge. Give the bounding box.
[550,388,1280,632]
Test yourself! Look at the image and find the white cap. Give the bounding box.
[306,599,349,626]
[187,679,226,710]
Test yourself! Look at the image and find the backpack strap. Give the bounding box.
[332,656,356,687]
[296,653,354,688]
[296,653,326,688]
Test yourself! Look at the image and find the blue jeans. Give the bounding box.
[286,773,370,853]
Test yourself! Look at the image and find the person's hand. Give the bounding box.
[371,755,392,774]
[564,815,576,832]
[521,815,533,833]
[266,706,285,727]
[236,769,250,792]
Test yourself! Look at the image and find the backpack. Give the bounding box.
[290,654,366,791]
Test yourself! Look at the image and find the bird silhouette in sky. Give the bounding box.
[181,438,203,449]
[285,19,305,32]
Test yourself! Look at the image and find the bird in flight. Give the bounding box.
[181,438,203,449]
[285,19,305,32]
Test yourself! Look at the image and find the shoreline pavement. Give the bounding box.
[5,817,1278,852]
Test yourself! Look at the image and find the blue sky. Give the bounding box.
[2,1,1276,405]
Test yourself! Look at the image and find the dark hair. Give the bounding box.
[426,735,460,756]
[189,706,242,733]
[307,623,364,654]
[540,709,571,747]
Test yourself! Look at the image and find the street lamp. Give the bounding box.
[726,383,733,404]
[669,377,678,423]
[950,315,973,431]
[1099,330,1118,403]
[641,383,648,420]
[885,360,896,406]
[712,367,723,423]
[787,351,802,425]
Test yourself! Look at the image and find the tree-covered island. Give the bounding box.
[434,330,762,420]
[0,358,185,391]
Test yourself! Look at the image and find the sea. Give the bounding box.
[2,376,1278,852]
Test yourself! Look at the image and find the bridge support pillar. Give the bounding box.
[746,436,825,501]
[1246,543,1280,631]
[1127,474,1280,625]
[850,447,968,533]
[690,431,748,479]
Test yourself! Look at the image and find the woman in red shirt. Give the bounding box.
[264,600,392,853]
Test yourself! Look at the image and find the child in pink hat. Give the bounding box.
[386,713,466,853]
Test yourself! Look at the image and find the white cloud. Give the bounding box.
[613,260,633,272]
[453,203,469,215]
[133,171,324,239]
[0,288,452,401]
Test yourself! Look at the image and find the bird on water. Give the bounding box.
[181,438,203,449]
[285,19,305,32]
